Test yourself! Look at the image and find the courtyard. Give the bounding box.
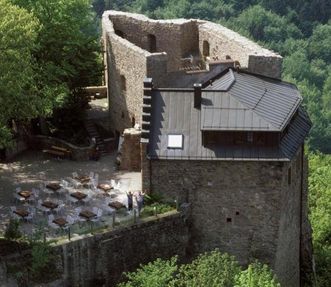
[0,150,142,239]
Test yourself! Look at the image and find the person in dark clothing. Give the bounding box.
[126,191,133,211]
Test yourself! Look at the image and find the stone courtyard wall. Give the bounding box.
[198,22,283,78]
[59,211,188,286]
[150,151,305,287]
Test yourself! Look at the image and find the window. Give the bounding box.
[288,167,292,185]
[115,30,125,38]
[120,75,126,92]
[167,134,183,149]
[202,40,210,58]
[226,217,232,223]
[247,132,253,143]
[147,34,156,53]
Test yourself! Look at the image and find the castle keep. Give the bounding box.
[102,11,312,287]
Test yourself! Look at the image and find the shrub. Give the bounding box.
[118,257,178,287]
[4,218,22,240]
[141,203,174,217]
[234,261,280,287]
[175,250,240,287]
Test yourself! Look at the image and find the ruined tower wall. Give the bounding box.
[103,13,168,132]
[108,12,199,72]
[198,22,283,78]
[150,154,303,287]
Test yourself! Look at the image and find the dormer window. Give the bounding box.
[167,134,183,149]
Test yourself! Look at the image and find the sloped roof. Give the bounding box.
[146,69,311,161]
[202,69,302,131]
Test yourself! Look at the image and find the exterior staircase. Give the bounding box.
[84,119,107,155]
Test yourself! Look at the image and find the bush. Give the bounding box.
[30,241,55,281]
[118,257,178,287]
[141,203,174,217]
[234,261,280,287]
[4,219,22,240]
[175,250,240,287]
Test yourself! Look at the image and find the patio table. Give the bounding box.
[46,182,61,191]
[98,183,112,192]
[14,208,29,218]
[79,210,96,220]
[109,201,125,210]
[42,201,59,210]
[70,192,87,201]
[18,190,32,199]
[75,175,90,183]
[53,217,67,227]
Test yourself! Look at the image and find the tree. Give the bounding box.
[308,153,331,286]
[117,250,280,287]
[234,262,280,287]
[0,0,40,147]
[175,250,240,287]
[118,257,178,287]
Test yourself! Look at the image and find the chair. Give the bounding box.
[89,171,94,179]
[66,194,78,205]
[91,208,103,223]
[14,193,25,204]
[54,200,65,215]
[72,172,78,178]
[48,214,59,230]
[66,215,76,225]
[94,174,99,185]
[15,187,21,193]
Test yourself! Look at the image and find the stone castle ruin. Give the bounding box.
[102,11,312,287]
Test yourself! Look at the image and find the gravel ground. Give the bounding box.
[0,150,141,235]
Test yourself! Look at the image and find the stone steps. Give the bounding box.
[84,119,108,156]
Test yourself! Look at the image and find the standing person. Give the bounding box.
[126,191,133,212]
[135,191,145,215]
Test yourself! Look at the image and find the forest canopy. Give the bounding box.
[0,0,102,147]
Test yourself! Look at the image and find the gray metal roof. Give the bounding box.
[201,92,276,131]
[202,70,302,131]
[147,69,311,161]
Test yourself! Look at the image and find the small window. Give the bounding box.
[235,211,240,215]
[226,218,232,223]
[167,134,183,149]
[148,34,156,53]
[247,132,253,143]
[120,75,126,92]
[288,167,292,185]
[115,30,125,38]
[202,40,210,58]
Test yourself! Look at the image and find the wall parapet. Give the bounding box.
[56,210,189,286]
[29,135,94,161]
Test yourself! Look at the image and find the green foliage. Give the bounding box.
[117,250,280,287]
[118,257,178,287]
[30,241,55,280]
[175,250,240,287]
[0,0,40,147]
[234,261,280,287]
[0,0,102,147]
[4,219,22,240]
[141,203,174,217]
[226,5,302,46]
[308,153,331,286]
